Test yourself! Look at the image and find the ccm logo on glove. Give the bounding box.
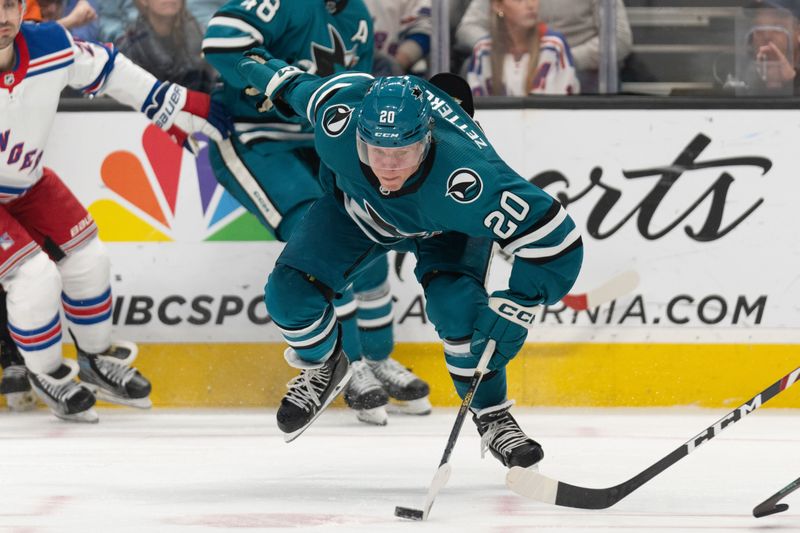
[488,297,539,328]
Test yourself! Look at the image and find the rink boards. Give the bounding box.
[5,107,798,409]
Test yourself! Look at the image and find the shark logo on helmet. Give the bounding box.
[446,168,483,204]
[322,104,354,137]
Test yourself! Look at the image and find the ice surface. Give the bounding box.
[1,407,797,532]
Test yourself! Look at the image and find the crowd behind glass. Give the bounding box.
[28,0,800,99]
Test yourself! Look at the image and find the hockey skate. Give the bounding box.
[344,359,389,426]
[0,363,37,412]
[77,341,152,409]
[28,359,98,423]
[472,401,544,468]
[277,346,352,443]
[0,340,36,412]
[367,357,431,415]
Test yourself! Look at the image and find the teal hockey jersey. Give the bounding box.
[202,0,373,153]
[281,72,583,305]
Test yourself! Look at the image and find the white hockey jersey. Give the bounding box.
[362,0,431,56]
[0,22,161,203]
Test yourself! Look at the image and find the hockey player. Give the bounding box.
[201,0,431,426]
[0,0,229,422]
[236,55,583,465]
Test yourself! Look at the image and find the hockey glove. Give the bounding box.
[237,48,304,113]
[143,82,231,153]
[470,290,540,371]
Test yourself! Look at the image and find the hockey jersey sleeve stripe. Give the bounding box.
[517,235,583,266]
[206,15,263,41]
[202,36,260,52]
[29,49,73,68]
[76,44,118,96]
[306,72,374,125]
[0,183,30,194]
[202,15,264,53]
[26,58,74,78]
[514,227,582,260]
[500,200,566,254]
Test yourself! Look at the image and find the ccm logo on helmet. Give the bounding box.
[488,296,539,329]
[322,104,354,137]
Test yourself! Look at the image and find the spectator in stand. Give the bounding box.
[744,0,800,94]
[466,0,579,95]
[116,0,216,92]
[25,0,99,40]
[457,0,632,93]
[99,0,222,42]
[362,0,431,76]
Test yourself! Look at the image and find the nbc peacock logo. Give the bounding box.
[89,125,273,242]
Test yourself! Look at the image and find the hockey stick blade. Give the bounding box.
[394,340,496,521]
[507,366,800,509]
[753,475,800,518]
[561,270,640,311]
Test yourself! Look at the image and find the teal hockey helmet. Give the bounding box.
[356,76,432,172]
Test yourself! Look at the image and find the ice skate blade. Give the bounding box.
[54,407,99,424]
[87,386,153,409]
[355,406,388,426]
[387,397,432,416]
[283,366,353,443]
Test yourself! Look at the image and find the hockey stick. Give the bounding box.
[753,475,800,517]
[395,339,497,521]
[506,366,800,509]
[561,270,640,312]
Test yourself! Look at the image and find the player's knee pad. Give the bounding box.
[3,251,63,374]
[57,237,110,299]
[423,273,486,341]
[266,264,334,330]
[266,264,340,363]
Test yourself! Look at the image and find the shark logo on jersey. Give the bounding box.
[0,232,14,251]
[311,24,359,77]
[322,104,354,137]
[446,169,483,204]
[343,193,440,244]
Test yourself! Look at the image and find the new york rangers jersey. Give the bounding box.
[202,0,373,154]
[281,72,583,305]
[362,0,431,58]
[0,22,163,203]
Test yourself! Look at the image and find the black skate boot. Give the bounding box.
[77,341,152,409]
[344,359,389,426]
[472,401,544,468]
[0,340,36,412]
[277,345,352,443]
[367,357,431,415]
[29,360,98,423]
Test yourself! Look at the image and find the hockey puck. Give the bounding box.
[394,506,424,520]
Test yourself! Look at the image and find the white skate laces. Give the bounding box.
[367,357,416,387]
[480,414,531,460]
[349,360,383,393]
[284,366,331,412]
[2,364,27,382]
[36,359,84,403]
[94,357,139,387]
